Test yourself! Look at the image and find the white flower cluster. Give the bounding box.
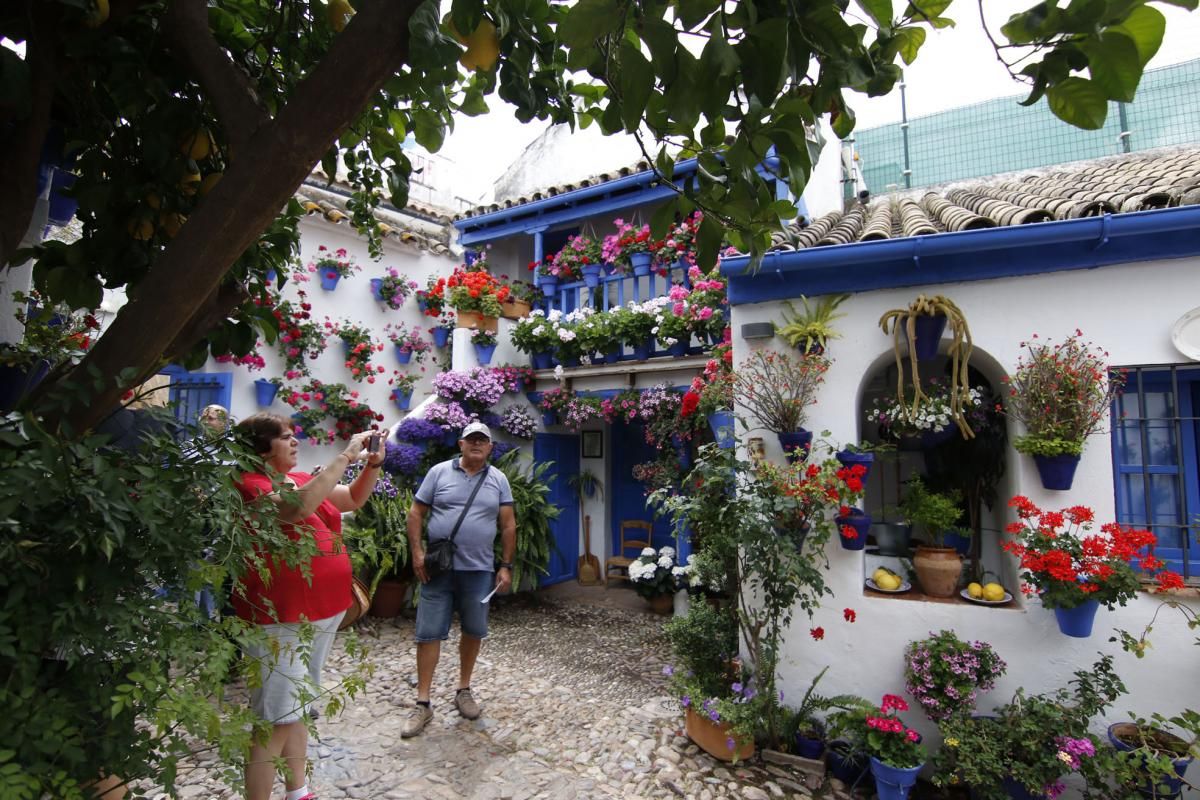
[628,545,677,583]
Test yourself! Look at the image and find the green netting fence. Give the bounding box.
[852,57,1200,195]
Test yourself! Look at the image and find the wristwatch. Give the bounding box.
[498,562,514,570]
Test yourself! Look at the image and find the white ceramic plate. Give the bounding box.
[959,588,1013,606]
[866,578,911,594]
[1170,306,1200,361]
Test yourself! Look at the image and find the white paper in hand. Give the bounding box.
[480,586,499,604]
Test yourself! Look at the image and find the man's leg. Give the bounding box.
[453,571,493,720]
[404,573,452,737]
[416,640,441,701]
[457,635,482,690]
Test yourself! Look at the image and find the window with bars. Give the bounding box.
[1110,365,1200,582]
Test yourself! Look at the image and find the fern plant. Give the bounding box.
[493,450,559,591]
[782,666,874,743]
[778,294,849,354]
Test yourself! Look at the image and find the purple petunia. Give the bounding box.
[394,417,443,443]
[383,441,426,475]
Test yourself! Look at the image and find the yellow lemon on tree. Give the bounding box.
[199,173,223,196]
[84,0,110,28]
[967,582,983,599]
[179,128,214,161]
[456,19,501,72]
[328,0,355,32]
[983,583,1006,602]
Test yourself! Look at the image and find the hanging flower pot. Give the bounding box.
[836,508,871,551]
[291,415,308,440]
[0,359,51,413]
[633,338,652,361]
[394,345,412,365]
[391,387,413,410]
[629,252,652,277]
[253,378,279,407]
[532,351,553,370]
[541,410,557,427]
[539,275,559,297]
[777,428,813,464]
[603,346,621,364]
[431,327,451,348]
[266,268,278,284]
[908,313,948,361]
[370,277,384,301]
[581,263,602,288]
[474,343,497,365]
[1032,454,1081,491]
[869,757,922,800]
[667,341,688,358]
[500,298,532,320]
[1052,599,1100,638]
[319,268,341,291]
[836,449,874,480]
[707,410,736,449]
[455,310,498,333]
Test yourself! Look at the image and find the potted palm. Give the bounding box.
[899,478,963,597]
[340,478,414,617]
[778,294,849,355]
[733,349,830,463]
[1004,331,1124,490]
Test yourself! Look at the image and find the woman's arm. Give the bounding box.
[277,433,369,522]
[329,436,386,512]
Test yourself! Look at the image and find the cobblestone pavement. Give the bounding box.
[152,593,857,800]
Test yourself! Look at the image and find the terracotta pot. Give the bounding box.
[500,298,532,319]
[685,707,755,762]
[455,310,498,333]
[912,546,963,597]
[369,579,409,618]
[646,593,674,615]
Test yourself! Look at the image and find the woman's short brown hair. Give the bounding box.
[235,413,289,455]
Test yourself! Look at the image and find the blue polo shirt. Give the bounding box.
[415,458,514,572]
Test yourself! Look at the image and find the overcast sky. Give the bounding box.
[440,0,1200,201]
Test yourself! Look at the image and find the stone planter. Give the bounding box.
[684,707,755,763]
[912,545,963,597]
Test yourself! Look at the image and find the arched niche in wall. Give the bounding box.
[854,345,1024,603]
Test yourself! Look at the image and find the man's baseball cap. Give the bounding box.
[460,422,492,440]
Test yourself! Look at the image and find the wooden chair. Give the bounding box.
[605,520,653,584]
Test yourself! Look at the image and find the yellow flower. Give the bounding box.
[944,737,960,748]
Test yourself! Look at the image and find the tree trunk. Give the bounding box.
[43,0,422,433]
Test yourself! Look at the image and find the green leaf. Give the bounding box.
[903,0,952,21]
[856,0,893,28]
[1082,31,1142,102]
[459,88,490,116]
[676,0,723,29]
[639,17,678,80]
[831,102,857,139]
[412,110,446,152]
[892,26,927,64]
[1109,5,1165,66]
[650,197,679,240]
[449,0,484,42]
[735,22,789,104]
[1045,76,1109,130]
[557,0,621,49]
[617,40,653,131]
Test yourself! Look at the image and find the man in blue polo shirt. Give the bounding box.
[402,422,516,737]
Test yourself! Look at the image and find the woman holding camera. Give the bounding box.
[232,413,384,800]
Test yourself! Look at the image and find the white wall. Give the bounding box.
[207,217,456,471]
[731,257,1200,771]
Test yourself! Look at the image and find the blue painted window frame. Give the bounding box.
[161,365,232,428]
[1110,365,1200,581]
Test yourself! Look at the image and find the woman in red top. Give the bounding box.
[233,413,384,800]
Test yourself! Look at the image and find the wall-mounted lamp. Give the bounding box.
[741,322,776,340]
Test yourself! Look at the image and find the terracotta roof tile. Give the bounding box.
[453,159,656,221]
[295,185,453,256]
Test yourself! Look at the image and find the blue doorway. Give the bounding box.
[610,421,677,555]
[533,433,580,586]
[161,366,232,428]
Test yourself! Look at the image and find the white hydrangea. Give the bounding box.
[641,547,656,556]
[657,555,673,569]
[660,546,675,558]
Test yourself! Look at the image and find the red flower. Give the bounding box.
[680,391,700,418]
[809,627,824,641]
[843,608,856,623]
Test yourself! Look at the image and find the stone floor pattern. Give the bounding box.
[152,594,855,800]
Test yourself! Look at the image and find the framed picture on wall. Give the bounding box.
[581,430,603,459]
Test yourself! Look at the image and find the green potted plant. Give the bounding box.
[575,311,619,362]
[1106,712,1198,798]
[899,477,963,598]
[778,293,849,355]
[903,630,1006,722]
[778,666,872,759]
[610,304,657,360]
[733,349,830,463]
[1004,331,1124,491]
[655,306,692,356]
[830,694,925,799]
[627,545,680,614]
[499,278,536,319]
[340,482,414,617]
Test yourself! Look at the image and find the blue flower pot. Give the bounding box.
[291,415,308,440]
[827,741,870,788]
[391,388,412,410]
[630,252,652,277]
[560,353,580,368]
[795,735,825,760]
[47,169,78,226]
[1053,598,1100,638]
[604,348,621,364]
[672,434,691,469]
[581,264,602,288]
[633,339,652,361]
[253,379,278,407]
[475,343,496,365]
[441,429,459,447]
[432,326,451,347]
[869,757,922,800]
[542,411,557,427]
[1033,453,1081,491]
[835,449,874,481]
[1108,723,1193,799]
[667,341,688,358]
[0,359,51,412]
[836,509,871,551]
[394,345,412,365]
[417,297,429,314]
[266,269,277,284]
[539,276,559,297]
[778,429,813,464]
[909,313,947,361]
[370,277,384,301]
[708,410,736,449]
[943,530,972,556]
[319,268,340,291]
[531,351,552,370]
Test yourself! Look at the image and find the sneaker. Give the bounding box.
[401,703,433,738]
[455,688,481,720]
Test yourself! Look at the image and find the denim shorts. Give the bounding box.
[414,570,494,642]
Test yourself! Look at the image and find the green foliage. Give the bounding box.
[777,294,849,354]
[0,409,368,797]
[664,602,738,699]
[1012,434,1084,457]
[343,489,414,592]
[897,476,962,546]
[492,450,558,591]
[779,666,873,741]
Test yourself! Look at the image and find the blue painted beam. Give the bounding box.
[719,205,1200,305]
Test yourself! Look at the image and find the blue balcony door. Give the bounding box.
[161,366,232,428]
[610,421,677,555]
[533,433,580,586]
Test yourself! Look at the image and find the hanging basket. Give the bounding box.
[629,252,652,277]
[391,388,413,410]
[474,343,496,365]
[432,327,451,348]
[253,379,279,407]
[1033,453,1081,491]
[1053,599,1100,638]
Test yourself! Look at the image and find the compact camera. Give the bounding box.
[367,433,382,454]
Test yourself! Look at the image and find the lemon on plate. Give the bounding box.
[967,582,983,599]
[982,583,1006,602]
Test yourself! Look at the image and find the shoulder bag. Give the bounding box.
[423,465,489,579]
